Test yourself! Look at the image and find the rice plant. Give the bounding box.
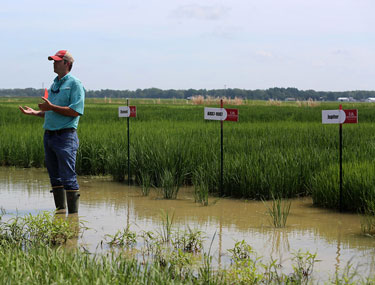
[160,169,181,199]
[263,195,292,228]
[192,167,209,206]
[138,170,152,196]
[157,210,175,243]
[360,200,375,237]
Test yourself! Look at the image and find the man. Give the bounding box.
[19,50,85,214]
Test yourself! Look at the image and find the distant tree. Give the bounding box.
[2,87,375,101]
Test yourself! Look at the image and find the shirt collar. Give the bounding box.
[53,73,71,85]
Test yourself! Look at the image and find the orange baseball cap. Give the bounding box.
[48,50,74,63]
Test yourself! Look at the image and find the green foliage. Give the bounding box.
[172,227,205,253]
[263,195,292,228]
[227,240,264,283]
[192,167,210,206]
[227,240,319,284]
[360,200,375,237]
[105,225,137,248]
[160,169,181,199]
[157,210,175,243]
[290,250,317,283]
[0,211,79,246]
[0,212,374,284]
[137,170,152,196]
[4,98,375,212]
[310,162,375,212]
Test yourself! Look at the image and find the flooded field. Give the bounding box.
[0,167,374,279]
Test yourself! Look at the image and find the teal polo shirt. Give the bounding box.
[43,73,85,131]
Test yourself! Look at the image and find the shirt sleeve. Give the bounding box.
[69,80,85,115]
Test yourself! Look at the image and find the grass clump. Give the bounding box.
[263,195,291,228]
[360,200,375,237]
[226,240,319,284]
[172,227,205,253]
[0,211,79,246]
[157,210,175,243]
[138,170,152,196]
[160,169,181,199]
[105,225,137,248]
[192,167,209,206]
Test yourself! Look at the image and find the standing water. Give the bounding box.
[0,167,374,280]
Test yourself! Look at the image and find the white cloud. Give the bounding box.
[171,4,229,21]
[331,49,350,56]
[256,50,273,58]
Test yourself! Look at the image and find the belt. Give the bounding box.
[45,128,76,135]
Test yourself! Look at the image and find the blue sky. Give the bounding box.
[1,0,374,91]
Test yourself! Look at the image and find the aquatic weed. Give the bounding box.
[105,225,137,248]
[172,226,205,253]
[290,250,317,283]
[0,211,79,246]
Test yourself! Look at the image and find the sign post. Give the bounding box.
[204,102,238,195]
[322,107,358,211]
[339,105,343,212]
[127,99,130,186]
[220,100,223,196]
[119,102,137,185]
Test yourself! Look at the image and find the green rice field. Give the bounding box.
[1,97,375,213]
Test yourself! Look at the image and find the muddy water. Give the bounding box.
[1,167,374,279]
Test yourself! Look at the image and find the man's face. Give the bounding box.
[53,60,67,74]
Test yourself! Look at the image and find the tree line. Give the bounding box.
[1,87,374,101]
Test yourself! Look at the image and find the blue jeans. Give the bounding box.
[44,131,79,190]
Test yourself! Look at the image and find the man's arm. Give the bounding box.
[38,97,79,117]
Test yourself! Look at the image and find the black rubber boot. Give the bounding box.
[50,186,66,212]
[66,190,80,214]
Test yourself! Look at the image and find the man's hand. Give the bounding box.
[38,97,54,111]
[36,97,79,117]
[19,106,37,115]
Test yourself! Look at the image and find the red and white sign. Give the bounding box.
[225,108,239,122]
[343,109,357,124]
[119,106,137,118]
[204,107,238,121]
[322,109,357,124]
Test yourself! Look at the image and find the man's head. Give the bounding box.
[48,50,74,76]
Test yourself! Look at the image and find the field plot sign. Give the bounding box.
[204,102,239,195]
[322,107,358,211]
[118,106,137,118]
[322,109,357,124]
[204,108,239,122]
[119,102,137,185]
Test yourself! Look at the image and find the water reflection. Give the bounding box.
[0,167,374,278]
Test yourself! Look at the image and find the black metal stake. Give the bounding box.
[127,98,130,186]
[339,105,343,212]
[220,99,223,196]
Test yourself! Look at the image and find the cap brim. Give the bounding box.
[48,56,63,61]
